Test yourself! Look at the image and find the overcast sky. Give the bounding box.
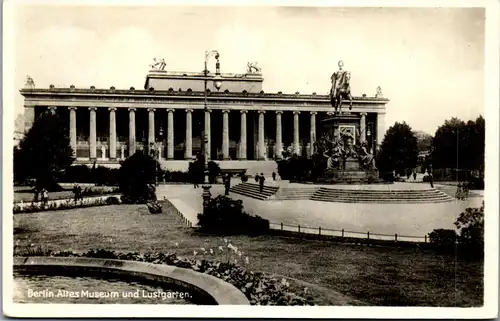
[12,5,485,134]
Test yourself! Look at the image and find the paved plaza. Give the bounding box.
[157,180,484,241]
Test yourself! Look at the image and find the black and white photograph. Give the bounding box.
[3,0,499,318]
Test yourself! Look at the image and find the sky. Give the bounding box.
[11,4,485,134]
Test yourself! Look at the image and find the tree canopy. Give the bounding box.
[432,116,484,172]
[377,121,418,176]
[14,110,75,190]
[414,130,433,152]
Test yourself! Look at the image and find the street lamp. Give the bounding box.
[202,50,222,211]
[156,124,164,186]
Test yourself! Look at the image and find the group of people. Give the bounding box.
[33,187,49,206]
[72,185,84,202]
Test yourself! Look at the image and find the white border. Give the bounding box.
[3,0,499,318]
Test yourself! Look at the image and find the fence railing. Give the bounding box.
[269,222,428,243]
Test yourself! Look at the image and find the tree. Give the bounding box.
[432,116,484,173]
[118,151,159,203]
[414,130,433,152]
[377,122,418,176]
[14,111,74,190]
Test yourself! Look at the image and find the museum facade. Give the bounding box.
[20,67,389,169]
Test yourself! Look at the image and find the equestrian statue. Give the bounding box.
[330,60,353,114]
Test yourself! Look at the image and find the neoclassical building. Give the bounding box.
[20,65,389,170]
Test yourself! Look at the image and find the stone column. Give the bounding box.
[293,111,300,156]
[360,112,367,144]
[167,109,174,160]
[89,107,97,159]
[109,107,117,160]
[185,109,193,160]
[69,107,77,157]
[205,109,211,160]
[148,108,155,153]
[310,111,317,156]
[376,112,386,148]
[221,110,230,160]
[275,111,283,160]
[128,108,136,157]
[258,110,266,160]
[239,110,247,160]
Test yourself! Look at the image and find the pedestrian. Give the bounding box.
[33,187,39,202]
[259,173,265,193]
[413,172,417,181]
[224,174,231,196]
[73,184,78,202]
[41,188,49,207]
[272,172,276,181]
[77,185,83,201]
[429,172,434,188]
[254,173,259,183]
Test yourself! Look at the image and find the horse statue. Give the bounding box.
[330,60,353,114]
[246,61,261,73]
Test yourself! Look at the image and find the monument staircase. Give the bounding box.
[229,182,279,200]
[309,187,454,204]
[271,187,320,200]
[229,182,453,203]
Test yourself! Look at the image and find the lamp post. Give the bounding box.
[156,124,164,186]
[202,50,223,210]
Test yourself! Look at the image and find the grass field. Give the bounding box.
[13,202,483,307]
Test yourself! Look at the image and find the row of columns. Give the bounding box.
[66,107,374,161]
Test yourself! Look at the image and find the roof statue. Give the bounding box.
[376,86,383,97]
[329,60,353,114]
[246,61,261,73]
[25,75,35,88]
[150,57,166,71]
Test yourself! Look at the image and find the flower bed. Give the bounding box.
[13,196,121,214]
[16,248,314,306]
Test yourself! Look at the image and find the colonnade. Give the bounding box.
[60,106,373,161]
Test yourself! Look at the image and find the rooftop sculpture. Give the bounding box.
[246,61,261,73]
[150,58,167,71]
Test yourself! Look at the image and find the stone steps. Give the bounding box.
[273,188,319,200]
[229,182,279,200]
[310,187,453,203]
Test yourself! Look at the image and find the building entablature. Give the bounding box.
[20,88,389,113]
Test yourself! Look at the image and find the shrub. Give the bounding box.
[60,165,120,185]
[105,196,121,205]
[188,156,223,184]
[454,202,484,259]
[197,196,269,235]
[147,201,163,214]
[118,152,158,203]
[428,229,458,252]
[164,170,190,183]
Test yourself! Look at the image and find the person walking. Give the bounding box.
[272,172,276,181]
[224,174,231,196]
[33,187,39,203]
[73,185,78,202]
[259,173,265,193]
[41,188,49,207]
[254,173,259,183]
[413,172,417,181]
[429,171,434,188]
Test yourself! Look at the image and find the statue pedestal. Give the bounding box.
[344,157,360,170]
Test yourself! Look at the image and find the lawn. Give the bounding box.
[13,203,483,307]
